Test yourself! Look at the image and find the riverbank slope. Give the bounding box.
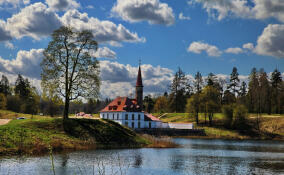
[0,111,176,156]
[157,113,284,140]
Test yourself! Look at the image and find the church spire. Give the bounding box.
[135,61,143,111]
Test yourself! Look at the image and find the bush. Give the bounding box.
[233,104,248,130]
[222,104,233,128]
[6,95,22,112]
[0,93,7,109]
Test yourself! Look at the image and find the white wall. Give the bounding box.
[100,112,146,129]
[168,123,193,129]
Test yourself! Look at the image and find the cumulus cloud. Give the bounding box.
[45,0,80,11]
[61,9,146,44]
[111,0,175,26]
[6,2,62,40]
[191,0,284,22]
[100,60,173,98]
[179,13,191,20]
[243,42,254,50]
[225,47,243,54]
[255,24,284,58]
[0,20,11,41]
[92,47,117,59]
[0,0,30,8]
[0,49,44,78]
[187,41,222,57]
[4,41,14,49]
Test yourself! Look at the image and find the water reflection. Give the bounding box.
[0,138,284,175]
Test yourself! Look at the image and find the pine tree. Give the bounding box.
[0,75,11,96]
[247,68,259,113]
[15,74,31,99]
[271,68,282,114]
[194,71,203,94]
[228,67,240,97]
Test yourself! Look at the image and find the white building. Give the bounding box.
[100,64,193,130]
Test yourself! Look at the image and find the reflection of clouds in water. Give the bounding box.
[1,139,284,175]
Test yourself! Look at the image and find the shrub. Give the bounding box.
[0,93,7,109]
[222,104,233,128]
[233,104,248,130]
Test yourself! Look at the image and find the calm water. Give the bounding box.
[1,138,284,175]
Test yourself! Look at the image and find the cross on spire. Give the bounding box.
[139,59,141,66]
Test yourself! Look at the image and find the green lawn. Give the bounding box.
[159,112,284,140]
[0,117,150,156]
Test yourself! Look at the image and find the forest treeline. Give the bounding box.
[0,67,283,122]
[0,74,110,116]
[143,67,283,128]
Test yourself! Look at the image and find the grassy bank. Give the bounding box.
[0,111,176,156]
[159,113,284,140]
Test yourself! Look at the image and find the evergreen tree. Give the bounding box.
[247,68,259,113]
[258,69,270,114]
[228,67,240,97]
[0,75,11,96]
[15,74,31,99]
[194,71,203,94]
[271,68,282,114]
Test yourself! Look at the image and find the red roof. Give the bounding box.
[144,113,160,121]
[100,97,142,112]
[136,66,143,87]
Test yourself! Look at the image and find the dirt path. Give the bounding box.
[0,119,11,125]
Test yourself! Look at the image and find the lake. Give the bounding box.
[1,138,284,175]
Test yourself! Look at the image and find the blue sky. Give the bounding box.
[0,0,283,98]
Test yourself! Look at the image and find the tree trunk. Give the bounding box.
[195,112,199,124]
[63,97,69,120]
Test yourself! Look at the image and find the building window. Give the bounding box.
[132,122,134,128]
[132,114,134,120]
[113,114,114,119]
[138,114,140,120]
[138,122,140,128]
[125,114,128,120]
[107,114,109,119]
[117,114,119,120]
[102,114,105,118]
[125,121,128,127]
[149,122,151,129]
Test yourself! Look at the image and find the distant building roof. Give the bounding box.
[100,96,142,112]
[144,113,160,121]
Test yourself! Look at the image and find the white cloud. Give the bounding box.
[111,0,175,26]
[0,20,11,41]
[179,13,191,20]
[192,0,284,22]
[86,5,94,9]
[99,60,173,98]
[0,0,30,8]
[0,49,44,78]
[242,43,254,50]
[187,41,222,57]
[92,47,117,59]
[45,0,80,11]
[4,41,14,49]
[6,2,62,40]
[255,24,284,58]
[225,47,243,54]
[61,9,146,44]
